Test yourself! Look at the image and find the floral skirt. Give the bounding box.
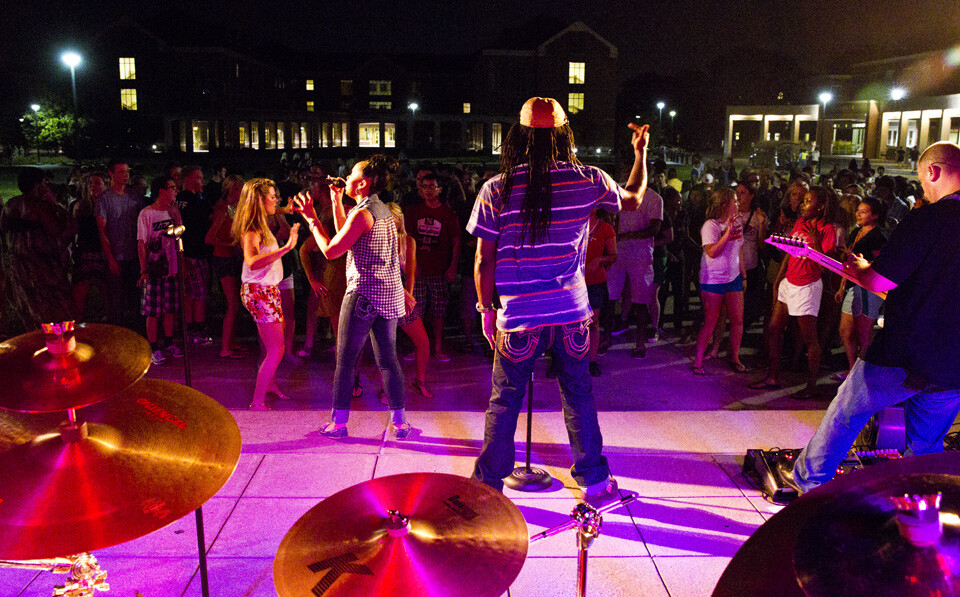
[241,283,283,324]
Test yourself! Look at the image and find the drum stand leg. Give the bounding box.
[530,496,636,597]
[1,553,109,597]
[173,232,210,597]
[503,373,553,491]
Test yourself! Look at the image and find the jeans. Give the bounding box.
[106,259,140,327]
[472,319,610,492]
[794,358,960,492]
[331,292,405,425]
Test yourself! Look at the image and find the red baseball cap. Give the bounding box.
[519,97,568,129]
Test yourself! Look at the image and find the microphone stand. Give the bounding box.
[165,224,209,597]
[503,372,553,491]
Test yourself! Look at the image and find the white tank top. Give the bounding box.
[241,236,283,286]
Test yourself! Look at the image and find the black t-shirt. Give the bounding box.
[865,195,960,387]
[849,225,887,262]
[176,190,213,259]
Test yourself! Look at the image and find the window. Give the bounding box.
[291,124,301,149]
[264,122,275,149]
[119,57,136,80]
[887,120,900,146]
[568,92,584,114]
[192,121,210,152]
[369,80,392,96]
[120,89,138,110]
[320,122,329,148]
[251,122,259,150]
[340,80,354,96]
[468,122,484,151]
[463,103,471,114]
[332,122,350,147]
[306,101,315,112]
[305,79,314,91]
[384,123,396,148]
[238,123,249,148]
[568,62,585,85]
[301,123,310,148]
[359,122,381,147]
[276,122,285,149]
[492,123,503,155]
[369,101,392,110]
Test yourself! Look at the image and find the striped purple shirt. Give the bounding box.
[467,162,623,332]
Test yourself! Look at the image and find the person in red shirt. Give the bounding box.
[751,186,840,399]
[584,208,617,376]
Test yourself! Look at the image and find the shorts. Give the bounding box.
[141,275,180,318]
[606,259,656,303]
[278,274,294,290]
[414,275,449,318]
[842,285,883,319]
[211,255,242,280]
[587,283,608,311]
[241,283,283,324]
[183,257,209,300]
[777,278,823,317]
[700,274,745,295]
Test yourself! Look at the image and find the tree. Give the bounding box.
[20,101,86,155]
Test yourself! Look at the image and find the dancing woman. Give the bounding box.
[232,178,299,410]
[294,155,411,439]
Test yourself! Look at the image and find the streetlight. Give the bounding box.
[407,102,419,149]
[656,101,665,141]
[30,104,40,164]
[669,110,676,144]
[61,51,82,161]
[817,91,833,172]
[890,87,906,101]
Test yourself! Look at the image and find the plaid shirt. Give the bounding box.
[346,195,405,319]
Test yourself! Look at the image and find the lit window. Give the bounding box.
[276,122,285,149]
[468,122,484,151]
[492,123,503,155]
[463,103,471,114]
[369,80,392,96]
[251,122,259,150]
[192,121,210,152]
[238,123,249,148]
[120,89,138,110]
[568,93,584,114]
[320,122,329,148]
[369,101,392,110]
[569,62,585,85]
[264,122,275,149]
[306,101,315,112]
[359,122,381,147]
[341,80,353,96]
[301,122,309,148]
[384,123,396,148]
[119,57,136,80]
[306,79,314,91]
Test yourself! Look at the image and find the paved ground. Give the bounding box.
[2,323,854,596]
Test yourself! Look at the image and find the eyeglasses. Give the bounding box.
[421,184,439,190]
[165,185,178,190]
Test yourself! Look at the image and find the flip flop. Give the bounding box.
[691,365,706,376]
[268,388,293,401]
[748,380,781,390]
[791,387,820,400]
[728,361,748,373]
[219,351,246,359]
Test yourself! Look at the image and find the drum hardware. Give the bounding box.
[531,494,637,597]
[0,553,108,597]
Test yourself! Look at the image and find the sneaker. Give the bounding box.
[195,334,214,345]
[589,361,601,377]
[582,478,619,509]
[319,422,348,438]
[596,336,610,356]
[610,319,628,336]
[151,348,168,365]
[401,351,416,361]
[631,345,646,359]
[434,352,451,363]
[391,422,412,440]
[647,329,662,343]
[166,344,185,359]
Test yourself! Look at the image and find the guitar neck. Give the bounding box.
[766,236,887,300]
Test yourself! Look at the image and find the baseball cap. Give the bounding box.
[519,97,568,129]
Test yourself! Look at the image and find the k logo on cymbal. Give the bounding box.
[307,553,373,595]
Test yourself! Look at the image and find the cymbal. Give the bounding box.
[274,473,528,597]
[0,323,151,412]
[0,379,241,560]
[714,452,960,597]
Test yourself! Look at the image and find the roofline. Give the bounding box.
[538,21,617,59]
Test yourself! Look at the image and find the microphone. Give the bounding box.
[163,224,186,238]
[328,178,346,189]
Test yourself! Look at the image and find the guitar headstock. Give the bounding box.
[767,234,808,248]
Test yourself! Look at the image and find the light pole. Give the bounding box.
[61,51,82,161]
[30,104,41,164]
[669,110,676,144]
[818,91,833,172]
[407,101,419,150]
[656,101,665,143]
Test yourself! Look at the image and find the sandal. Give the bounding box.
[379,388,389,405]
[219,351,246,359]
[728,361,748,373]
[748,379,781,390]
[791,387,820,400]
[296,347,313,358]
[352,375,363,398]
[268,387,293,401]
[412,378,434,398]
[391,422,412,440]
[319,422,348,438]
[249,401,270,411]
[691,365,706,376]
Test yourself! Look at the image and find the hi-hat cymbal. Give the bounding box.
[0,323,151,412]
[0,379,241,560]
[714,452,960,597]
[274,473,528,597]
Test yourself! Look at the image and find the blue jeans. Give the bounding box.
[472,319,610,492]
[794,358,960,492]
[331,292,405,425]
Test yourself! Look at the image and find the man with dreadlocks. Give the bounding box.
[467,97,650,507]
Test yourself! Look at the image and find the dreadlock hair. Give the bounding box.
[498,122,581,246]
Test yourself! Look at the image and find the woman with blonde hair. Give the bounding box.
[692,187,746,374]
[232,178,300,410]
[206,174,246,358]
[388,201,433,398]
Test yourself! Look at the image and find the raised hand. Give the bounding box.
[286,223,300,249]
[628,123,650,154]
[293,191,319,222]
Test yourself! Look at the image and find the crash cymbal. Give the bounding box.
[0,379,241,560]
[274,473,528,597]
[0,323,151,412]
[714,452,960,597]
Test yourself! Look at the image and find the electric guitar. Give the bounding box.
[765,235,888,300]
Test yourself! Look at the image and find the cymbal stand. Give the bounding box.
[167,224,210,597]
[0,553,109,597]
[530,495,636,597]
[503,373,553,491]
